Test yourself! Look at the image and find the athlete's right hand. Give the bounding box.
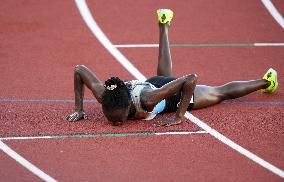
[154,116,182,126]
[66,111,88,122]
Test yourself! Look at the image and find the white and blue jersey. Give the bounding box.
[127,80,166,120]
[126,76,195,120]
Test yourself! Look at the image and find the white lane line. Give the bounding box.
[261,0,284,29]
[0,136,54,140]
[0,131,207,140]
[155,130,208,135]
[0,141,57,182]
[74,0,146,81]
[114,43,284,48]
[115,44,158,48]
[254,42,284,46]
[185,113,284,178]
[75,0,284,178]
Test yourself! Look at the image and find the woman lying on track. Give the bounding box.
[66,9,278,126]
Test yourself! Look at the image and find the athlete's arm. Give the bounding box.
[66,65,105,121]
[141,74,197,126]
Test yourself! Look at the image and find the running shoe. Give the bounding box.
[157,9,174,25]
[262,68,278,93]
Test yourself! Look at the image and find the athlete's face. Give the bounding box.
[103,106,130,126]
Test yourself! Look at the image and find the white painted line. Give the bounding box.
[254,42,284,46]
[114,42,284,48]
[0,141,57,182]
[0,136,53,140]
[261,0,284,29]
[74,0,146,81]
[114,43,284,48]
[75,0,284,178]
[0,131,207,140]
[115,44,159,48]
[185,113,284,178]
[155,130,208,135]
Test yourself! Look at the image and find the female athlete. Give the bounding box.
[66,9,278,126]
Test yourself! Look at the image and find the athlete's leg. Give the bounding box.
[193,79,270,109]
[157,24,172,76]
[157,10,173,77]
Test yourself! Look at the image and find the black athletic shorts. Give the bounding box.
[146,76,194,113]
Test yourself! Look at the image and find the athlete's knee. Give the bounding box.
[185,74,198,84]
[213,86,230,101]
[74,64,87,73]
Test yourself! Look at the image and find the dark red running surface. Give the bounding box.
[0,0,283,181]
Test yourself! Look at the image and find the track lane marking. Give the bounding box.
[0,141,57,182]
[75,0,284,178]
[74,0,145,81]
[184,113,284,178]
[0,131,208,140]
[114,42,284,48]
[255,42,284,46]
[261,0,284,29]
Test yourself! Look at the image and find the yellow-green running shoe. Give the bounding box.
[262,68,278,93]
[157,9,174,25]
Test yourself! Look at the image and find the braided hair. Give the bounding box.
[102,77,131,116]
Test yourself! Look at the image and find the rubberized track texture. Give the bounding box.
[0,0,283,181]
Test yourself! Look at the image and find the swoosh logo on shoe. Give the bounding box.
[271,81,275,88]
[267,72,272,79]
[161,14,166,22]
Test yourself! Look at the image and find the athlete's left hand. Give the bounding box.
[154,116,182,126]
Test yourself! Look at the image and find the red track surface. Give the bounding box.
[0,151,39,182]
[5,136,282,182]
[0,0,283,181]
[89,0,284,43]
[273,0,284,15]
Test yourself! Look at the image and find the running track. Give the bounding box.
[0,0,283,181]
